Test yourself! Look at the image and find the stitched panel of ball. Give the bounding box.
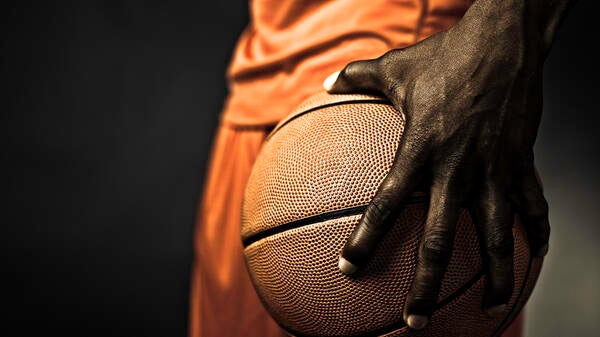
[242,94,404,239]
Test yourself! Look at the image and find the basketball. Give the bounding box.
[241,92,542,337]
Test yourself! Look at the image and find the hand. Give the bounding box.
[324,0,550,330]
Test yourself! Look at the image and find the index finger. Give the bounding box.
[338,132,427,274]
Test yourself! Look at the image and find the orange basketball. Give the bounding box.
[241,92,542,337]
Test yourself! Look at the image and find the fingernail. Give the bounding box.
[406,315,429,330]
[486,304,507,317]
[536,243,549,257]
[338,256,358,275]
[323,71,340,91]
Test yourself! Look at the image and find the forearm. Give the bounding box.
[456,0,577,57]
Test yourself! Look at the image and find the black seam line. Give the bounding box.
[492,251,535,337]
[242,194,428,248]
[362,270,486,337]
[266,99,393,141]
[285,270,486,337]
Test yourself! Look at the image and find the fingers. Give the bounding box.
[471,180,514,316]
[323,58,382,94]
[338,134,427,275]
[512,165,550,257]
[403,180,461,329]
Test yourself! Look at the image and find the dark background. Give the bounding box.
[2,1,598,337]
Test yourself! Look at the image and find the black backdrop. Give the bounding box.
[3,1,247,336]
[2,1,598,337]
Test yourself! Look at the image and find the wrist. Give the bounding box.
[454,0,544,66]
[465,0,575,56]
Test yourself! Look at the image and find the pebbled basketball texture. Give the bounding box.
[241,92,542,337]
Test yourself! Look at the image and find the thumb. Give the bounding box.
[323,59,382,94]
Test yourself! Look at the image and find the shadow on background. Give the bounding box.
[2,1,597,336]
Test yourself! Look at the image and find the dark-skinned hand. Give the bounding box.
[321,0,570,330]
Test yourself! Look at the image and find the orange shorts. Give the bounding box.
[189,124,284,336]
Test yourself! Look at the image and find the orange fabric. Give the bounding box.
[189,124,283,337]
[223,0,473,126]
[190,0,524,336]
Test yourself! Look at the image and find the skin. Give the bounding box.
[323,0,577,330]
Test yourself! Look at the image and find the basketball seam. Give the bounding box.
[266,99,395,141]
[242,194,428,248]
[492,252,535,337]
[244,209,535,337]
[282,270,486,337]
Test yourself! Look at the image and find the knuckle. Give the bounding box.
[435,181,458,201]
[488,268,514,294]
[542,223,551,239]
[407,289,437,308]
[365,198,394,224]
[526,194,549,222]
[531,219,550,243]
[534,197,549,217]
[376,50,409,93]
[420,229,453,264]
[486,231,514,258]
